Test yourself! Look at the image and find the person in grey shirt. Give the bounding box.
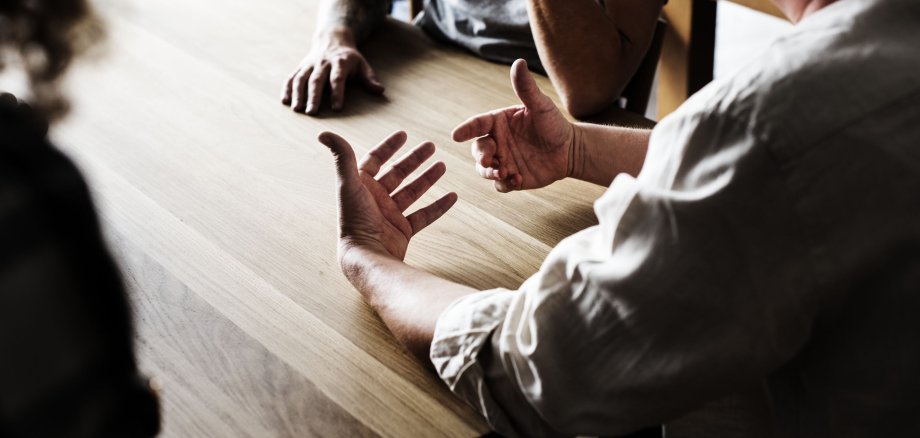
[281,0,665,118]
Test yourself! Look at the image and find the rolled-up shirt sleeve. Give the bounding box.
[431,106,820,437]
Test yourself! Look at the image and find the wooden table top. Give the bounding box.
[54,0,607,436]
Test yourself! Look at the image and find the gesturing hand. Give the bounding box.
[451,59,575,192]
[282,29,385,115]
[319,131,458,261]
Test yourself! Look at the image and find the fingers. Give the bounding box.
[318,132,360,191]
[452,113,495,142]
[510,59,553,113]
[451,60,546,141]
[406,192,458,235]
[493,174,522,193]
[306,63,331,115]
[320,131,457,237]
[357,131,408,177]
[476,162,502,180]
[281,70,296,105]
[490,113,521,182]
[329,63,348,111]
[377,141,436,193]
[359,60,385,94]
[290,66,312,112]
[471,136,497,168]
[471,136,505,180]
[391,161,447,212]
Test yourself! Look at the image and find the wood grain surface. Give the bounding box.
[53,0,607,436]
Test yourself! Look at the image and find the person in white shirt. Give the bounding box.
[317,0,920,435]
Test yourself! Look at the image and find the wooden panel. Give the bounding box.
[657,0,717,119]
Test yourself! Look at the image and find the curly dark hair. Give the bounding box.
[0,0,105,120]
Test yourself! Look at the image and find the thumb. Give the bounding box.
[510,59,553,112]
[318,131,361,188]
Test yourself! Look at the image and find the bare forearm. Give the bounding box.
[569,122,650,186]
[316,0,389,43]
[340,245,479,365]
[527,0,662,117]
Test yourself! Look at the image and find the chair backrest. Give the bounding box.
[409,0,423,20]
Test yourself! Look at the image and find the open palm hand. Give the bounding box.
[319,131,457,261]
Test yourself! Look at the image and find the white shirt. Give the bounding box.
[430,0,920,436]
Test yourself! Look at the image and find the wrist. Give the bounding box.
[338,237,392,284]
[316,25,358,49]
[566,123,586,180]
[337,238,406,308]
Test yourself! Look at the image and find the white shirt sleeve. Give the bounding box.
[430,105,821,437]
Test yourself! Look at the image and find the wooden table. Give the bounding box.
[54,0,607,436]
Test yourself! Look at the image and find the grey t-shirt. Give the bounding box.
[415,0,605,72]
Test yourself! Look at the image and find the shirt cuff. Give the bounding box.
[430,288,519,435]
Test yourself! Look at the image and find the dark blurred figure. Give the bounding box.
[0,1,160,436]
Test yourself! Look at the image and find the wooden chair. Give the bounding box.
[657,0,787,119]
[408,0,423,19]
[621,18,666,116]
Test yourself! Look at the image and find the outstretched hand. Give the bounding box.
[452,59,575,192]
[319,131,457,261]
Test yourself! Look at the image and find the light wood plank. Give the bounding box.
[110,230,379,437]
